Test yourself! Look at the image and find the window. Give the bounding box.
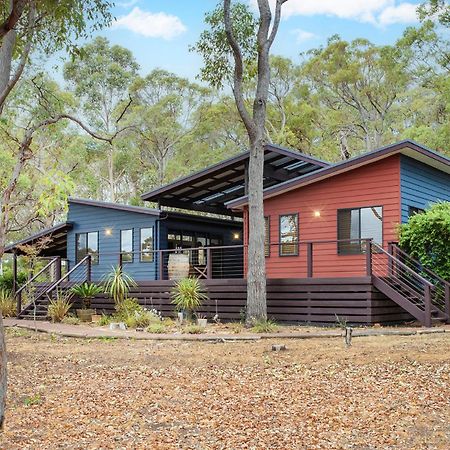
[140,228,154,262]
[279,214,299,256]
[76,232,99,264]
[337,206,383,254]
[264,216,270,257]
[120,229,133,263]
[409,206,424,217]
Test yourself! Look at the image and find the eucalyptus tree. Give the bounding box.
[0,0,114,429]
[64,37,139,202]
[194,0,288,323]
[128,69,211,188]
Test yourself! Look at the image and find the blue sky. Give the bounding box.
[73,0,424,80]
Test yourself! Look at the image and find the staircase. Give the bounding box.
[15,256,92,320]
[371,243,449,327]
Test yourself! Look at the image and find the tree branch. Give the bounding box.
[223,0,255,137]
[0,0,29,39]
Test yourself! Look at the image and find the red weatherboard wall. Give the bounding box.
[243,155,402,278]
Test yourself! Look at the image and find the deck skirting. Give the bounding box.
[86,277,413,324]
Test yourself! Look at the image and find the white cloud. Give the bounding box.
[291,28,316,43]
[113,7,187,40]
[250,0,419,26]
[118,0,139,8]
[378,3,419,25]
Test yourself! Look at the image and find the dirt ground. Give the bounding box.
[1,328,449,450]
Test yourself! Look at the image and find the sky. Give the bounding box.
[61,0,425,80]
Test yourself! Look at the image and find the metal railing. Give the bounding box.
[389,243,449,321]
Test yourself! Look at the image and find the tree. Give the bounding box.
[0,0,114,429]
[195,0,288,323]
[63,37,139,201]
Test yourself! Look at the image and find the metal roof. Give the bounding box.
[226,140,450,210]
[141,144,329,215]
[69,198,161,216]
[5,222,73,256]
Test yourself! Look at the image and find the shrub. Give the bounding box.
[250,319,278,333]
[47,289,73,322]
[116,298,160,328]
[399,202,450,280]
[71,282,103,309]
[62,315,81,325]
[146,323,167,334]
[104,266,137,309]
[0,289,16,317]
[98,314,112,326]
[0,270,27,292]
[171,278,208,318]
[184,324,204,334]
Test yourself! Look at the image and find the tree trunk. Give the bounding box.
[0,313,6,430]
[246,134,267,322]
[0,29,16,112]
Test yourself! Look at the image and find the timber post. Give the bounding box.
[307,242,313,278]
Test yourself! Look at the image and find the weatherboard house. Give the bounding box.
[7,140,450,326]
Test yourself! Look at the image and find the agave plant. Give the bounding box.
[171,277,208,320]
[71,282,103,309]
[104,265,137,310]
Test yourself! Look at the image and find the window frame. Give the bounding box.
[75,231,99,265]
[140,227,154,263]
[264,216,270,257]
[120,228,134,264]
[408,206,424,217]
[337,206,383,255]
[278,213,299,257]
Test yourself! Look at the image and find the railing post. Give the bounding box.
[307,242,313,278]
[118,253,123,271]
[55,256,62,281]
[12,251,18,295]
[365,239,372,276]
[86,255,92,282]
[206,248,212,279]
[445,284,450,323]
[424,284,432,327]
[158,250,164,280]
[387,242,393,277]
[16,291,22,317]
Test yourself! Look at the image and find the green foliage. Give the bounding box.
[192,1,258,89]
[171,278,208,316]
[98,314,112,326]
[104,266,137,309]
[0,270,27,292]
[23,393,42,407]
[71,282,103,309]
[62,315,81,325]
[146,322,167,334]
[399,202,450,280]
[0,289,16,317]
[250,319,278,333]
[47,290,73,322]
[183,324,205,335]
[115,298,160,329]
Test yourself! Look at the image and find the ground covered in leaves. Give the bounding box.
[2,328,449,449]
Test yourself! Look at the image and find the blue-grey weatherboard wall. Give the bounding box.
[400,155,450,223]
[67,202,160,281]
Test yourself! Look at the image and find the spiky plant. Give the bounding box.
[71,282,103,309]
[47,289,74,322]
[171,277,207,319]
[0,289,16,317]
[104,265,137,310]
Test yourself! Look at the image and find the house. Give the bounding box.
[6,140,450,326]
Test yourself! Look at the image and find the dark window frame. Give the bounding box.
[408,206,424,217]
[75,231,99,265]
[120,228,134,264]
[264,216,270,257]
[337,206,383,255]
[278,213,299,257]
[140,227,154,263]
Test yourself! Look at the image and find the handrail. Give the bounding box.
[45,255,91,295]
[390,244,450,287]
[15,257,59,296]
[371,243,433,287]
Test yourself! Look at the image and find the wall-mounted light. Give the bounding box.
[314,211,321,218]
[105,228,112,236]
[233,232,240,240]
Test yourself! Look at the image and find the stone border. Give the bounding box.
[4,319,448,342]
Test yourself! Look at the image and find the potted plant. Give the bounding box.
[71,282,103,322]
[171,277,207,321]
[196,313,208,329]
